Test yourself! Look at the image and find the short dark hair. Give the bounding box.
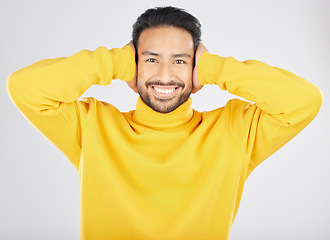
[132,6,201,52]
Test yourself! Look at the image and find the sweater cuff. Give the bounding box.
[110,45,136,82]
[197,51,226,86]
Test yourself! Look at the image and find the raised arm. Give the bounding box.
[195,45,322,174]
[7,45,135,169]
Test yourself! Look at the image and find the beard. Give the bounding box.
[137,80,192,114]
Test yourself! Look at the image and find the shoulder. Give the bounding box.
[79,97,124,120]
[201,99,255,118]
[80,97,120,110]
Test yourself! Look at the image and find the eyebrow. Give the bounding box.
[141,50,160,56]
[141,51,191,58]
[172,53,192,58]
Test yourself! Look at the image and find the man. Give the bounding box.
[7,6,322,240]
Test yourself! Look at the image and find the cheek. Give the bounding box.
[137,64,153,81]
[179,68,193,87]
[137,65,146,87]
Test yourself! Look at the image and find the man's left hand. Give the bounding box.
[192,42,208,93]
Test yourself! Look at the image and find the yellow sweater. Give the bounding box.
[7,46,322,240]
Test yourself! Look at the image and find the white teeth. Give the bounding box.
[154,87,175,94]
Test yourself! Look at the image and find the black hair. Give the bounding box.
[132,6,201,52]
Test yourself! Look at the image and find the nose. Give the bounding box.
[158,63,174,83]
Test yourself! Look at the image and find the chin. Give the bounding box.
[141,93,191,114]
[152,102,181,114]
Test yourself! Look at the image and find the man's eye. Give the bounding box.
[146,58,158,63]
[174,59,185,64]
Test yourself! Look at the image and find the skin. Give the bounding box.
[126,26,207,113]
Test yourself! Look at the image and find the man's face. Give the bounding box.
[136,26,195,113]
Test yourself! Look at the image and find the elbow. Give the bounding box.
[6,69,32,109]
[285,84,323,127]
[7,71,22,104]
[299,84,323,124]
[308,85,323,116]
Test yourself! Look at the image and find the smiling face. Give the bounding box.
[136,26,195,113]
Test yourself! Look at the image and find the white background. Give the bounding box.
[1,0,329,239]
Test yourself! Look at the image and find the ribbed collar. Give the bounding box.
[132,97,194,130]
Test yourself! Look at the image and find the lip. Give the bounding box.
[149,85,181,98]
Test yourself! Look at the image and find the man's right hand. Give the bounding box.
[126,41,138,93]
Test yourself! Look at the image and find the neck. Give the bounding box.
[132,97,195,130]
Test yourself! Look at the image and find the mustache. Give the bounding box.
[145,80,185,88]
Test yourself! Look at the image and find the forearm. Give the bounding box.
[7,46,135,112]
[197,52,323,126]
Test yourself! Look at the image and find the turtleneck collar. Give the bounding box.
[132,97,195,130]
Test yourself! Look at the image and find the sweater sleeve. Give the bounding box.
[6,45,135,170]
[197,52,323,175]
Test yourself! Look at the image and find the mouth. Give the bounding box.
[150,85,181,98]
